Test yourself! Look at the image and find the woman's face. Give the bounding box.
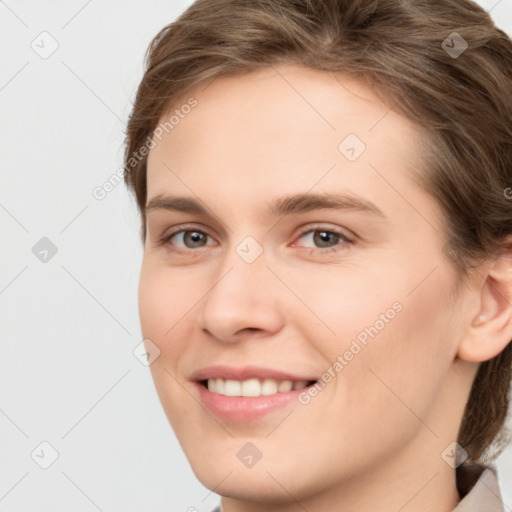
[140,64,474,505]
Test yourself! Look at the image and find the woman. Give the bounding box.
[124,0,512,510]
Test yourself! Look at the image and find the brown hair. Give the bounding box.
[124,0,512,464]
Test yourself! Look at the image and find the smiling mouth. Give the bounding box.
[200,378,318,397]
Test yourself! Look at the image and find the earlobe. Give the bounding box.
[458,244,512,363]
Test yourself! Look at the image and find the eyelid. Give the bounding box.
[290,223,355,246]
[158,222,355,253]
[159,223,217,246]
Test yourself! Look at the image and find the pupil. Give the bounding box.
[314,231,337,248]
[186,231,205,247]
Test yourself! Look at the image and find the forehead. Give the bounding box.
[149,65,396,161]
[145,64,435,225]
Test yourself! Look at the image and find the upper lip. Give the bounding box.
[190,365,318,382]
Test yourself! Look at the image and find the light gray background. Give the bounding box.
[1,1,511,511]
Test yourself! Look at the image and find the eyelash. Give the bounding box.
[157,224,354,256]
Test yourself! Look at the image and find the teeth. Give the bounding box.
[278,380,293,392]
[261,379,278,395]
[292,380,309,391]
[223,379,241,396]
[205,378,312,397]
[241,378,260,397]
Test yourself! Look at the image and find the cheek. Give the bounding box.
[138,259,198,345]
[296,258,457,428]
[322,267,457,441]
[280,259,403,344]
[138,260,199,429]
[137,260,203,421]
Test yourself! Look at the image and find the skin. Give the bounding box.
[139,63,512,512]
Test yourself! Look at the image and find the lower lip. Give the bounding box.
[193,382,311,422]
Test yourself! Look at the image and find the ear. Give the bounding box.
[458,242,512,362]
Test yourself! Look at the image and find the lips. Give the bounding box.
[190,365,319,421]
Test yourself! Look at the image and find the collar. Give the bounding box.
[453,461,504,511]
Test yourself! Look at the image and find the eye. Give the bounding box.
[157,224,354,255]
[292,227,353,253]
[159,228,216,250]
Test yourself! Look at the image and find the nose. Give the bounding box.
[197,242,284,343]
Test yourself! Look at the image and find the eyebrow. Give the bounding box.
[145,192,386,219]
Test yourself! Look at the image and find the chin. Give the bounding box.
[192,464,309,505]
[184,440,331,506]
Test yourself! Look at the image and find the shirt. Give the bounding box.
[454,461,504,511]
[210,462,505,512]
